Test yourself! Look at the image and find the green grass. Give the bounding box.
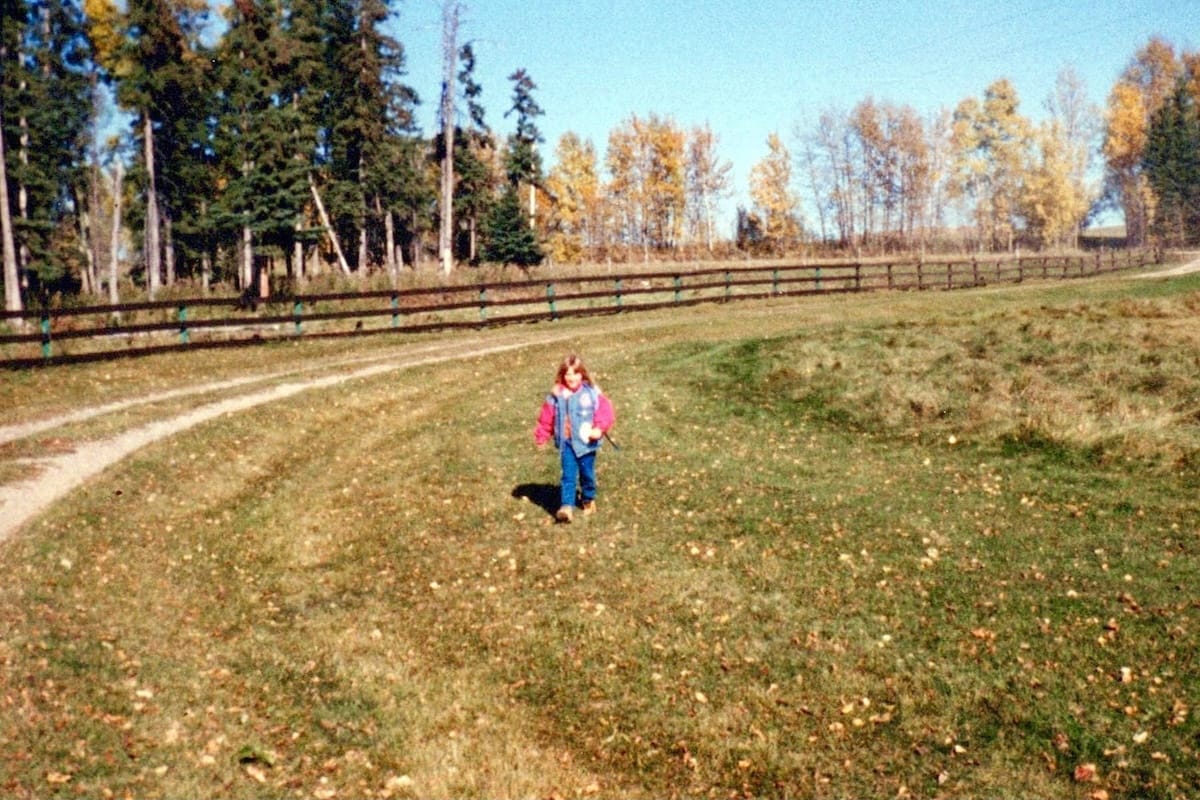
[2,273,1199,798]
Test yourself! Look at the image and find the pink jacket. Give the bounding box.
[534,381,615,450]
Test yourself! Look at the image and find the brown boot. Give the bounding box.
[556,505,574,523]
[581,500,597,516]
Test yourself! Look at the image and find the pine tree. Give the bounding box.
[1143,79,1200,245]
[1,0,93,300]
[478,68,544,267]
[111,0,208,297]
[211,0,310,289]
[482,186,541,267]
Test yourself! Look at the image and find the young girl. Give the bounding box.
[534,354,616,523]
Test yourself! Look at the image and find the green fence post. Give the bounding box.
[673,275,682,304]
[725,271,732,300]
[615,278,623,308]
[40,312,51,360]
[772,269,781,295]
[479,287,488,321]
[293,300,304,335]
[546,283,558,319]
[391,293,400,327]
[815,266,822,292]
[178,304,190,344]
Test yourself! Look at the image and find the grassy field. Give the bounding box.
[1,272,1198,799]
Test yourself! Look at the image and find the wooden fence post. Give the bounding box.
[615,278,623,308]
[546,283,558,320]
[479,288,488,321]
[390,293,400,327]
[674,275,682,304]
[294,300,304,335]
[40,312,51,360]
[178,305,190,344]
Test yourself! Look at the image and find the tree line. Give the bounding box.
[1,2,1197,314]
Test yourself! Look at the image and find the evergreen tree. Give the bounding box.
[451,42,496,262]
[1143,79,1200,245]
[503,68,543,187]
[211,0,310,288]
[482,186,541,267]
[479,67,543,266]
[112,0,208,296]
[321,0,415,272]
[1,0,93,299]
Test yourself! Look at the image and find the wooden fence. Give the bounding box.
[0,249,1160,368]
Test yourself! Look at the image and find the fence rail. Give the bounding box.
[0,250,1160,368]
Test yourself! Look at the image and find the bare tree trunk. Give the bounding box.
[108,161,123,309]
[143,113,161,298]
[201,251,211,294]
[18,109,31,290]
[309,173,351,274]
[198,199,211,294]
[380,197,400,283]
[0,120,21,314]
[74,184,96,294]
[438,1,461,276]
[87,74,105,294]
[163,214,176,286]
[293,221,304,284]
[241,224,253,290]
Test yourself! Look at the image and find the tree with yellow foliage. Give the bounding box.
[949,79,1031,252]
[545,132,601,263]
[605,113,685,261]
[748,133,801,255]
[1102,36,1186,245]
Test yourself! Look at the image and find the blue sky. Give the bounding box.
[392,0,1195,230]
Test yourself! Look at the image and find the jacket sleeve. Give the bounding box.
[533,398,556,445]
[593,392,615,433]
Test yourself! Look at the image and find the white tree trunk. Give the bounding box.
[438,1,461,276]
[241,224,253,290]
[143,113,161,298]
[0,119,21,314]
[108,161,123,308]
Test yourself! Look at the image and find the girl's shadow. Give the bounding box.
[512,483,559,516]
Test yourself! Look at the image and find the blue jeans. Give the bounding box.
[560,449,597,508]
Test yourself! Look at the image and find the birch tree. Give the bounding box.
[685,123,732,253]
[749,132,801,254]
[949,79,1031,251]
[1102,36,1182,245]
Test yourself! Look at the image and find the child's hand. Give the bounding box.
[588,428,604,441]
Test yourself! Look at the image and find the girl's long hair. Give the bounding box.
[556,353,592,386]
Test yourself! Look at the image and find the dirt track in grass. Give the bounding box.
[3,251,1197,544]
